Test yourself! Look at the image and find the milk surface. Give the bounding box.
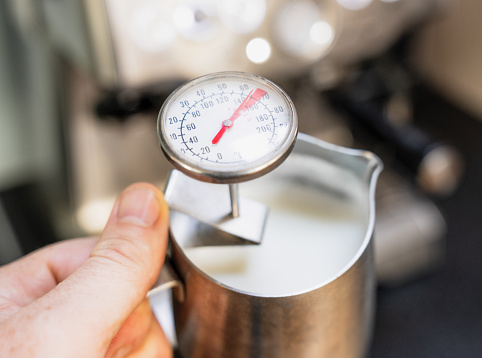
[182,156,368,296]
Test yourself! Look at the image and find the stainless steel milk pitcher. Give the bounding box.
[149,133,382,358]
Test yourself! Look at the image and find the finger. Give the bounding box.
[105,299,153,358]
[125,312,173,358]
[106,299,173,358]
[0,237,97,308]
[4,183,169,357]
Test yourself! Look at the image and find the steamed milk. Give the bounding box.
[182,155,368,296]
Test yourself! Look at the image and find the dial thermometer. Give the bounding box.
[158,72,297,183]
[158,72,298,243]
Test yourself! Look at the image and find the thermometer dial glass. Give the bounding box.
[158,72,297,183]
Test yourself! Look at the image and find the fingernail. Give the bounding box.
[118,187,160,227]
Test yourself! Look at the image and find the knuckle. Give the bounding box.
[91,233,153,274]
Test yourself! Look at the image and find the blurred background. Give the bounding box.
[0,0,481,356]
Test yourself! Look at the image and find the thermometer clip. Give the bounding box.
[164,170,268,245]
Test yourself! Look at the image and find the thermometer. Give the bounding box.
[158,72,298,243]
[158,71,297,183]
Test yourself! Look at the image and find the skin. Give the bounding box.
[0,183,172,358]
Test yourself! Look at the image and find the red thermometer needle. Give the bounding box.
[212,88,267,144]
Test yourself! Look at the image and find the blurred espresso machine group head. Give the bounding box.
[2,0,468,283]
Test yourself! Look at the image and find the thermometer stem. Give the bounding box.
[229,184,240,218]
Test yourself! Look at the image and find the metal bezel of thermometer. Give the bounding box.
[158,71,298,184]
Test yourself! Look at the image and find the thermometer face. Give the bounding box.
[158,72,297,183]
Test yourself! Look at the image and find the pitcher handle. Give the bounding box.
[147,258,185,302]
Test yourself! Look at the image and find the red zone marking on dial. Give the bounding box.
[211,88,267,145]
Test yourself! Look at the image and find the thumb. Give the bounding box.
[89,182,170,302]
[18,183,170,357]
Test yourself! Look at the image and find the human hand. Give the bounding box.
[0,183,171,358]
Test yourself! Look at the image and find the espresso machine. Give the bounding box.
[2,0,451,279]
[1,0,467,356]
